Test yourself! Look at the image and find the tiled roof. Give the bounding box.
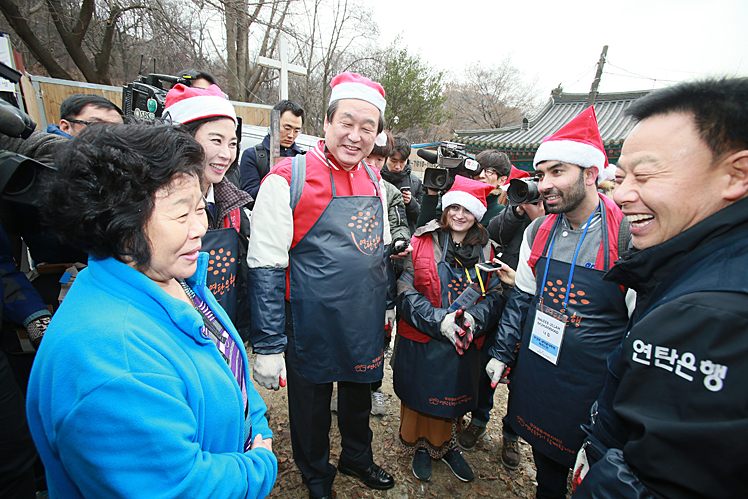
[453,90,651,148]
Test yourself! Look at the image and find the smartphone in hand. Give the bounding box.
[476,261,505,272]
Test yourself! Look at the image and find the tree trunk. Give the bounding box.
[0,0,72,79]
[45,0,106,84]
[224,0,239,99]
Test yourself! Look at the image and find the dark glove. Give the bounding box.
[26,315,50,349]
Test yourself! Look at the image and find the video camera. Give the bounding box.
[122,73,191,122]
[416,141,482,192]
[122,64,242,148]
[0,62,56,206]
[507,177,541,205]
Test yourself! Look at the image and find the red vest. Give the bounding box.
[398,231,489,347]
[223,208,241,233]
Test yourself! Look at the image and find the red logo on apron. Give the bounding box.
[543,281,589,328]
[348,211,381,255]
[207,248,236,298]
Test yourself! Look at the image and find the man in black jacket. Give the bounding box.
[574,77,748,499]
[382,136,423,235]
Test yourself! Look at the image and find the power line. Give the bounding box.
[605,71,681,84]
[567,64,597,88]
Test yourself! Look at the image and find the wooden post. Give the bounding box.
[587,45,608,107]
[268,109,281,168]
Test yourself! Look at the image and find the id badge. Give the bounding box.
[528,303,567,365]
[448,282,482,312]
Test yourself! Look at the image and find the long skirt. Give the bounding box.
[398,402,460,459]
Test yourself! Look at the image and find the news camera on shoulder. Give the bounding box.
[417,141,482,192]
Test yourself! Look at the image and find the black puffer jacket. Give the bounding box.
[576,196,748,499]
[381,160,423,235]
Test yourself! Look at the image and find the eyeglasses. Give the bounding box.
[65,119,114,126]
[65,119,95,126]
[484,168,498,176]
[282,124,302,136]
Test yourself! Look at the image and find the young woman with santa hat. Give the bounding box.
[163,83,252,340]
[392,176,507,483]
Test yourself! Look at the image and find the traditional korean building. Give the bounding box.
[453,88,650,171]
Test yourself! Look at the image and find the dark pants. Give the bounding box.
[0,350,37,499]
[532,447,570,499]
[285,316,373,497]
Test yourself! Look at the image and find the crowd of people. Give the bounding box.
[0,69,746,499]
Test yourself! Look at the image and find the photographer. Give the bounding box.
[46,94,123,138]
[416,149,509,228]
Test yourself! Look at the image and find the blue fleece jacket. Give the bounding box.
[26,253,276,499]
[45,123,73,138]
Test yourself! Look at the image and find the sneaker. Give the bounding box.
[412,449,432,481]
[457,422,487,450]
[441,447,474,482]
[371,389,386,416]
[330,392,338,413]
[501,438,521,470]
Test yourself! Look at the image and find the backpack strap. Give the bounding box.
[254,143,269,178]
[290,154,306,212]
[529,215,548,246]
[617,216,631,258]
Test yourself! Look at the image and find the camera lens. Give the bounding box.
[433,171,447,188]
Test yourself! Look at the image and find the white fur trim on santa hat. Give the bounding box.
[164,95,237,126]
[533,139,606,169]
[330,81,386,114]
[441,190,487,221]
[598,164,617,182]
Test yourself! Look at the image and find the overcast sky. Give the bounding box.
[370,0,747,98]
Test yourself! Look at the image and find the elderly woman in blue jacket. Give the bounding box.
[25,124,277,499]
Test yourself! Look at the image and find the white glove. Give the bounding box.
[385,308,397,335]
[486,358,507,388]
[253,353,287,391]
[463,311,476,339]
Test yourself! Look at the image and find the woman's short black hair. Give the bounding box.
[43,124,205,265]
[179,116,230,137]
[439,205,488,246]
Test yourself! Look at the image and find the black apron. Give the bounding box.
[288,160,387,384]
[508,205,628,467]
[393,233,488,418]
[201,217,240,323]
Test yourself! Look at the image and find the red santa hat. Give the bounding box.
[533,106,608,170]
[502,165,532,186]
[441,175,495,221]
[329,72,386,114]
[164,83,237,125]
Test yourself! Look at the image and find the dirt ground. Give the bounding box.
[252,349,543,499]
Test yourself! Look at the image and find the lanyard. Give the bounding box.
[540,207,598,309]
[455,257,487,295]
